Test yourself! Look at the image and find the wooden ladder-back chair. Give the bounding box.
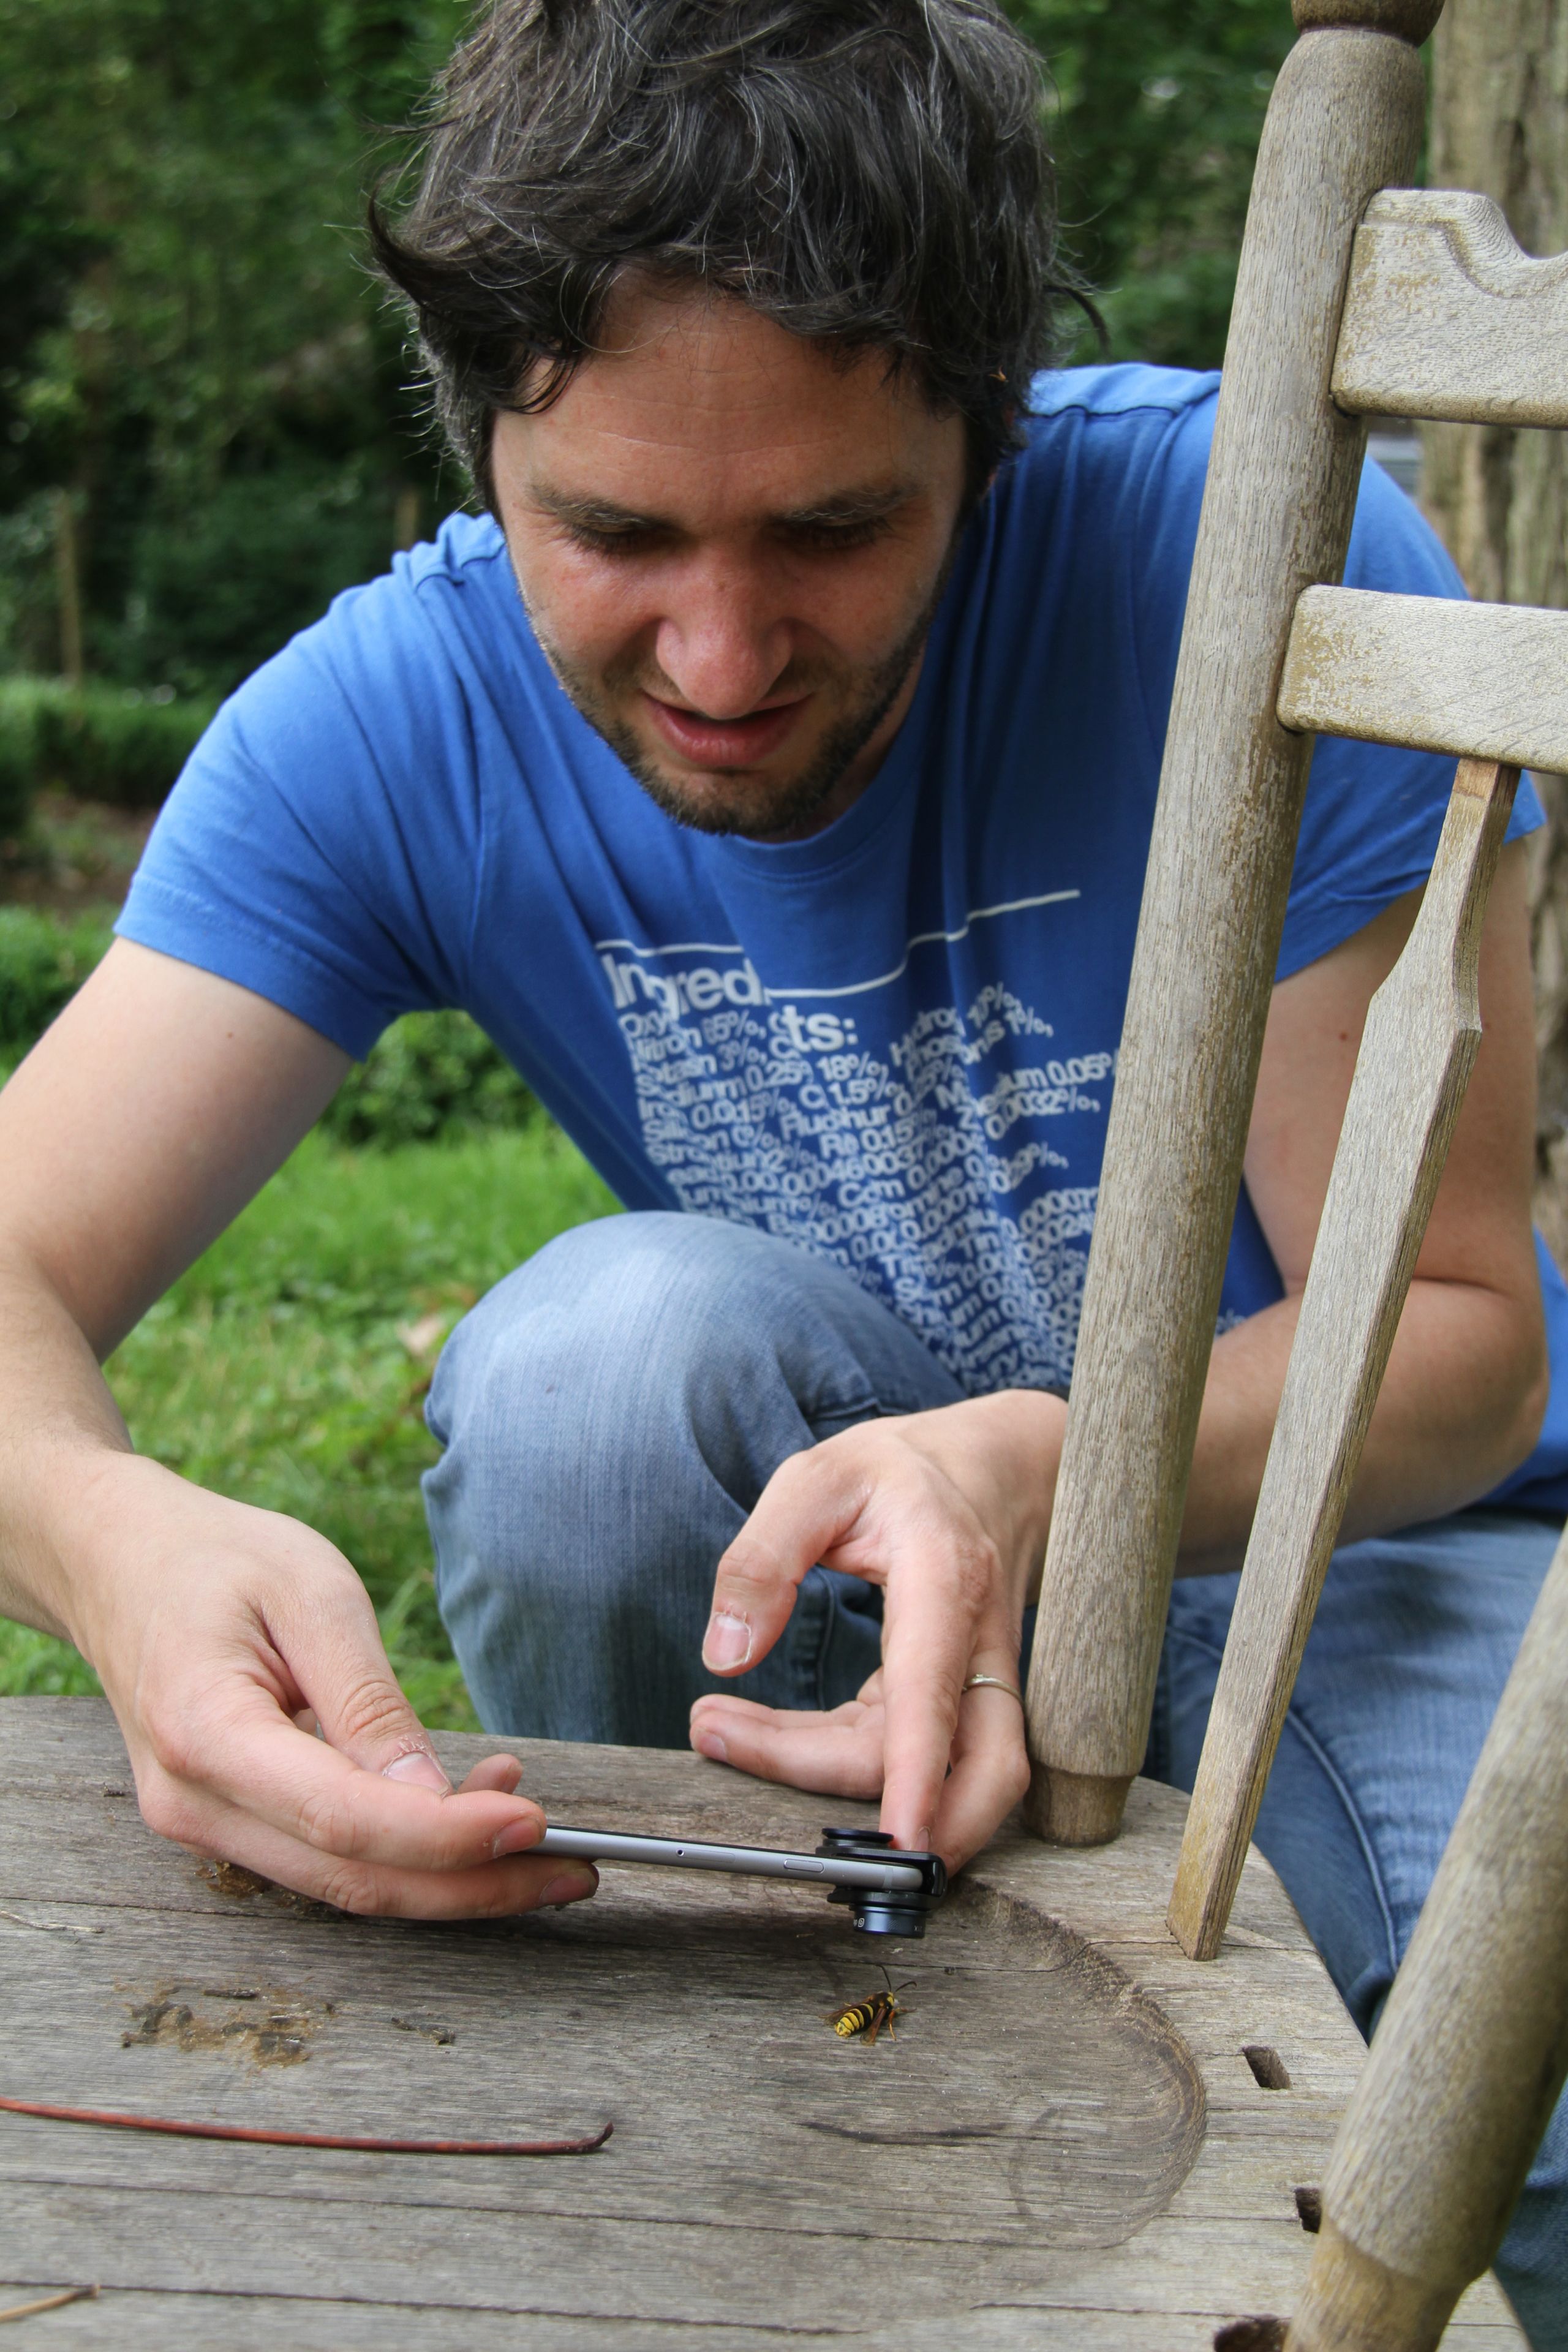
[1,4,1559,2345]
[1014,0,1568,2337]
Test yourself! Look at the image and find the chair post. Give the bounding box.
[1023,0,1441,1847]
[1284,1527,1568,2352]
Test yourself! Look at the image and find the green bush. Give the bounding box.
[320,1009,538,1148]
[0,905,115,1055]
[0,684,40,840]
[0,677,217,818]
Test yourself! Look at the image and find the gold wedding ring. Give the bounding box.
[961,1673,1024,1703]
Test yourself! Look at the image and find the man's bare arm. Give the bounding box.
[0,941,596,1916]
[0,938,349,1630]
[1180,837,1547,1568]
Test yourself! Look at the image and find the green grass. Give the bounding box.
[0,1124,619,1722]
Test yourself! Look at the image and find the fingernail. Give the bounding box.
[542,1869,597,1907]
[491,1816,543,1858]
[703,1612,751,1670]
[383,1750,451,1793]
[693,1729,729,1764]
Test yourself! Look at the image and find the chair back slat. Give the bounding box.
[1168,758,1519,1964]
[1334,189,1568,429]
[1279,586,1568,772]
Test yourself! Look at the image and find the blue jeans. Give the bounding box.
[425,1210,1567,2345]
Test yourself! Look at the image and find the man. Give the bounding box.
[0,0,1564,2329]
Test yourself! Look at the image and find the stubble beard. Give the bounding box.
[522,560,954,842]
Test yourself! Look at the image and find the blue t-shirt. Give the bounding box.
[118,363,1568,1512]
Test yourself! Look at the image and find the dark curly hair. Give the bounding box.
[370,0,1087,508]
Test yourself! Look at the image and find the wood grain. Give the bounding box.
[1023,19,1430,1843]
[1333,189,1568,429]
[0,1697,1524,2348]
[1167,758,1520,1964]
[1286,1525,1568,2350]
[1279,587,1568,771]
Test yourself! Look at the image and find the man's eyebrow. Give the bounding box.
[528,486,666,530]
[526,480,921,532]
[775,481,921,527]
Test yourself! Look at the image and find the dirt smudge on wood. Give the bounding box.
[119,1982,330,2068]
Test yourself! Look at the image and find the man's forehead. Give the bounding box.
[493,282,959,518]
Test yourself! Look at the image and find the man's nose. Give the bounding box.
[652,557,795,717]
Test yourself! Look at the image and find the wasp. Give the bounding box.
[823,1967,915,2046]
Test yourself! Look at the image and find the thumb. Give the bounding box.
[703,1449,860,1676]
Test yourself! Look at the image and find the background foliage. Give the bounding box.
[1014,0,1295,366]
[1,0,470,696]
[1,0,1297,702]
[0,677,214,829]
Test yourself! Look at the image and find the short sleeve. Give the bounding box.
[116,569,484,1058]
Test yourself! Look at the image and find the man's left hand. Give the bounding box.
[688,1390,1065,1868]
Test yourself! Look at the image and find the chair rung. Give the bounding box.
[1333,189,1568,430]
[1278,587,1568,771]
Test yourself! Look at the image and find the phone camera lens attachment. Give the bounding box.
[816,1827,947,1938]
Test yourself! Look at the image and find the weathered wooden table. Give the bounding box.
[0,1698,1522,2347]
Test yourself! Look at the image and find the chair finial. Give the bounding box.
[1292,0,1443,38]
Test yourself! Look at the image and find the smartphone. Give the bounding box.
[531,1823,946,1936]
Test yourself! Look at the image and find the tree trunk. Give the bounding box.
[1420,0,1568,1263]
[51,489,85,689]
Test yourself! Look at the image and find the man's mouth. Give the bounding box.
[640,691,813,769]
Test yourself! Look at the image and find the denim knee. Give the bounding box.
[425,1212,948,1536]
[421,1212,958,1742]
[1499,2090,1568,2352]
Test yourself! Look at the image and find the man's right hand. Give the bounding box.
[59,1449,598,1917]
[0,941,592,1920]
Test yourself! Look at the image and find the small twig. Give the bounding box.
[0,2285,99,2325]
[0,2095,610,2156]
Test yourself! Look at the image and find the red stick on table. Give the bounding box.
[0,2094,612,2155]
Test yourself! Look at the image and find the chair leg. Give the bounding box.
[1168,759,1519,1961]
[1284,1520,1568,2351]
[1023,5,1431,1847]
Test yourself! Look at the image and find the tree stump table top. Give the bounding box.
[0,1698,1522,2349]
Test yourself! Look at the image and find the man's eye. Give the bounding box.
[559,521,662,558]
[785,518,890,554]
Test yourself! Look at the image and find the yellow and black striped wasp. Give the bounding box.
[823,1966,915,2046]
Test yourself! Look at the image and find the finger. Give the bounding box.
[283,1578,460,1792]
[702,1447,870,1677]
[928,1685,1031,1870]
[875,1547,1004,1849]
[689,1693,884,1799]
[169,1793,598,1921]
[148,1681,548,1875]
[458,1754,526,1795]
[166,1562,548,1867]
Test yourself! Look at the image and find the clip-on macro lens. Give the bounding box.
[816,1828,947,1937]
